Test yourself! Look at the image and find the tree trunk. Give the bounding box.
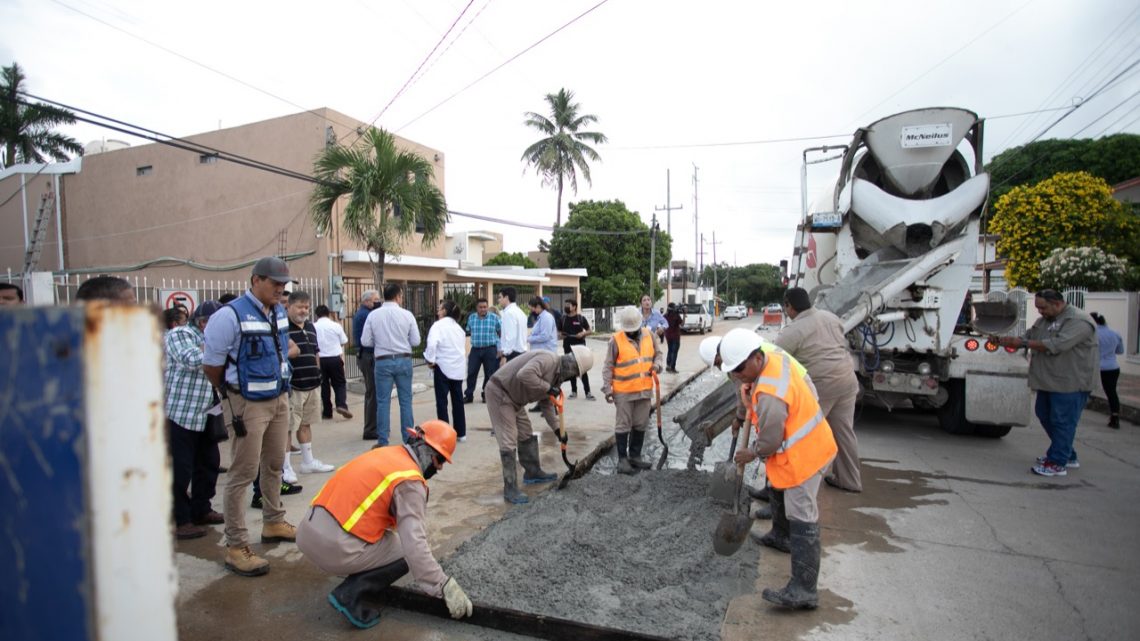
[555,175,564,228]
[370,246,386,289]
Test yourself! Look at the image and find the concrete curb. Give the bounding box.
[1086,395,1138,427]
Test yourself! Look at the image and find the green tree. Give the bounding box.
[714,263,784,307]
[989,171,1137,290]
[0,62,83,168]
[521,88,608,227]
[986,134,1140,202]
[310,127,448,285]
[548,200,671,307]
[485,251,537,268]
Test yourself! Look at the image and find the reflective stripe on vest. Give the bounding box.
[612,329,654,393]
[342,469,423,532]
[312,446,426,544]
[748,353,837,489]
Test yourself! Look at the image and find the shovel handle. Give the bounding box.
[736,417,752,475]
[652,371,662,429]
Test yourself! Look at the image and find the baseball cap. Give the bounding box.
[251,256,292,283]
[193,300,224,321]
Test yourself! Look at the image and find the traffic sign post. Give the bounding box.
[161,289,199,315]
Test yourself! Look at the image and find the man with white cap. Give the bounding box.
[601,306,664,475]
[721,327,836,610]
[485,345,595,504]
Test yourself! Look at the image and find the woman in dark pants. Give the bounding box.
[425,300,467,440]
[1092,312,1124,429]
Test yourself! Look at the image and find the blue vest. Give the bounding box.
[226,295,292,400]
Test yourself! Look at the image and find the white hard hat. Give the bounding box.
[618,305,642,332]
[283,281,295,294]
[719,328,764,373]
[698,336,721,367]
[570,344,594,374]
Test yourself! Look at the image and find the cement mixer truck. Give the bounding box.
[788,107,1031,437]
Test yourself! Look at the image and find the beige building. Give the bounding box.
[0,108,583,318]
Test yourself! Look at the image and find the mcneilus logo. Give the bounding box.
[900,123,953,148]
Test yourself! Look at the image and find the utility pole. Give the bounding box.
[710,231,723,315]
[692,163,699,309]
[655,169,683,305]
[649,212,659,300]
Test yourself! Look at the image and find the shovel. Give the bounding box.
[653,371,668,470]
[712,418,752,556]
[708,426,740,505]
[551,392,578,490]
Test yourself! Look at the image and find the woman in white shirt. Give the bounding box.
[425,299,468,441]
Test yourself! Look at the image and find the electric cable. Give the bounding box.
[1069,89,1140,138]
[1094,102,1140,138]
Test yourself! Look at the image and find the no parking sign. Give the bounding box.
[161,289,199,315]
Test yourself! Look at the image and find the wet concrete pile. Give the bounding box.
[443,469,758,641]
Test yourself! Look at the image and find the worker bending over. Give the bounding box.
[486,346,595,503]
[602,306,664,475]
[296,420,473,629]
[721,328,836,610]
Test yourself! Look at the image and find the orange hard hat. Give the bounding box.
[416,420,457,463]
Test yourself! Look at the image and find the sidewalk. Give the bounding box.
[1088,369,1139,426]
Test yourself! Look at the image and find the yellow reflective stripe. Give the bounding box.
[778,409,825,453]
[342,469,423,532]
[615,356,655,368]
[613,372,652,381]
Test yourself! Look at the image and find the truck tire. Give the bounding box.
[974,424,1012,438]
[936,379,979,435]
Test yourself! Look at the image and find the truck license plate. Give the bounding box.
[812,211,842,228]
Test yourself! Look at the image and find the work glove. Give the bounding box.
[443,577,473,619]
[547,386,561,398]
[605,393,615,404]
[654,364,663,374]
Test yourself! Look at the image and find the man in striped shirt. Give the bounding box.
[286,290,336,475]
[464,298,501,404]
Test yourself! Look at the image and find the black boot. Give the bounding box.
[747,484,771,502]
[615,432,635,475]
[628,430,653,469]
[762,520,820,609]
[1109,414,1120,429]
[518,436,557,485]
[328,559,410,628]
[750,489,789,552]
[500,449,529,504]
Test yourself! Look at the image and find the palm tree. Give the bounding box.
[310,127,448,286]
[0,62,83,169]
[521,88,607,227]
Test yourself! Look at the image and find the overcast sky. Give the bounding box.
[3,0,1138,270]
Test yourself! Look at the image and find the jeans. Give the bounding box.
[465,345,499,400]
[433,367,466,437]
[319,356,348,416]
[375,357,414,446]
[1034,390,1088,466]
[666,339,680,370]
[564,343,590,394]
[1101,369,1121,415]
[358,352,376,438]
[168,419,220,525]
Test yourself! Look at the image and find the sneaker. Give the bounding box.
[458,436,467,443]
[175,523,208,540]
[251,494,263,509]
[261,520,297,543]
[568,392,578,399]
[282,468,300,484]
[585,393,596,401]
[1035,455,1078,469]
[463,397,474,404]
[1031,461,1067,477]
[299,459,335,474]
[321,413,334,420]
[281,481,303,495]
[336,406,353,419]
[225,545,269,576]
[193,510,225,525]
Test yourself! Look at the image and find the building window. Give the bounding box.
[199,154,218,164]
[136,165,153,176]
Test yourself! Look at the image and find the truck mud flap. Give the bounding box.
[964,372,1031,426]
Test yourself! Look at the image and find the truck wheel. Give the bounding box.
[936,379,978,435]
[974,424,1012,438]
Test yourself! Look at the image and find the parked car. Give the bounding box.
[723,305,746,320]
[680,303,713,334]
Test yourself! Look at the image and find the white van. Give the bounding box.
[680,303,713,334]
[723,305,746,320]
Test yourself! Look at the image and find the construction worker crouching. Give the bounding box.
[721,328,836,610]
[295,420,473,629]
[602,306,664,475]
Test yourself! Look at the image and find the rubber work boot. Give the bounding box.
[225,544,269,577]
[261,520,297,543]
[518,436,557,485]
[762,520,821,609]
[750,489,790,552]
[750,504,772,520]
[1109,414,1120,429]
[615,432,636,475]
[500,449,529,504]
[628,430,653,469]
[328,559,409,629]
[747,484,772,502]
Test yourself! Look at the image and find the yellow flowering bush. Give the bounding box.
[989,171,1133,290]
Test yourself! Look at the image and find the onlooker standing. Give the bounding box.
[664,303,684,373]
[286,291,336,475]
[0,282,23,305]
[997,289,1098,476]
[527,296,559,413]
[353,290,382,440]
[498,287,528,363]
[165,300,225,540]
[361,283,421,446]
[76,275,135,303]
[639,294,667,341]
[602,306,664,474]
[464,298,501,403]
[426,300,467,441]
[1092,312,1125,429]
[314,304,353,420]
[202,257,297,577]
[560,299,595,400]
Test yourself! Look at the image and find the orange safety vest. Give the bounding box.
[611,329,655,394]
[748,352,837,489]
[311,446,426,544]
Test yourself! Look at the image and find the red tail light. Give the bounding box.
[965,339,979,351]
[1004,346,1017,353]
[984,341,999,352]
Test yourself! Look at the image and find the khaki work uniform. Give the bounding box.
[601,330,664,434]
[485,351,562,450]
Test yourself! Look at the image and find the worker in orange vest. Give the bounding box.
[721,328,837,610]
[601,306,664,474]
[295,420,473,628]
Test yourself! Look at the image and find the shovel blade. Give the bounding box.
[708,462,739,505]
[712,513,751,556]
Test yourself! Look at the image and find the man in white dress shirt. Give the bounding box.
[314,304,353,420]
[498,287,529,365]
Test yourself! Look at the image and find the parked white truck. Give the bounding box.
[789,107,1031,437]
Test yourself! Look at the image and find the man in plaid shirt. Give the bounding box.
[464,298,501,403]
[165,300,226,540]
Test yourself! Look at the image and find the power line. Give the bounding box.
[395,0,613,132]
[447,209,646,235]
[1093,101,1140,138]
[1069,89,1140,138]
